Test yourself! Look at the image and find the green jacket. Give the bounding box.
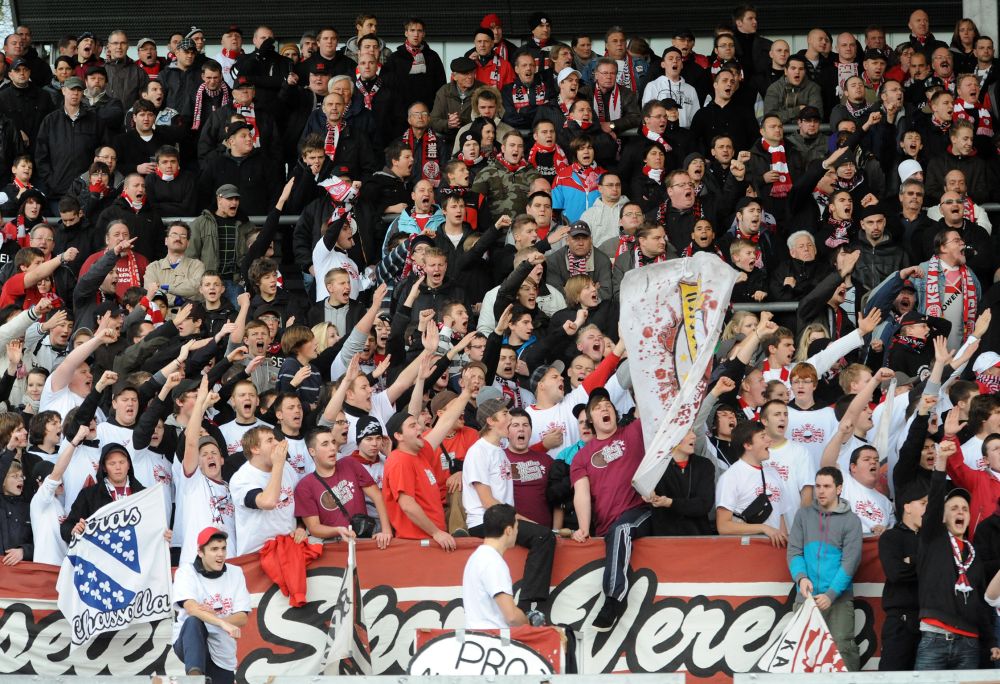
[186,209,255,274]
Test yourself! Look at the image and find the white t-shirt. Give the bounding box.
[229,461,299,555]
[218,418,272,458]
[284,436,314,477]
[62,442,101,510]
[715,458,784,529]
[962,435,987,471]
[766,440,813,532]
[96,422,135,454]
[837,436,869,473]
[39,376,106,422]
[841,473,895,535]
[342,392,395,457]
[131,448,174,516]
[462,439,514,528]
[526,384,588,457]
[30,476,67,566]
[179,468,236,564]
[462,544,513,629]
[172,561,252,671]
[787,406,839,473]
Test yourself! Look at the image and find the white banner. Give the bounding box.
[620,253,738,495]
[56,485,172,648]
[322,539,370,674]
[755,596,847,673]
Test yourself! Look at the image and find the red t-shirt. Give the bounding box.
[506,448,555,527]
[293,458,376,528]
[570,420,646,536]
[383,443,446,539]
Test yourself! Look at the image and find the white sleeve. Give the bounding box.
[228,470,254,510]
[172,564,200,604]
[803,330,862,376]
[715,470,739,511]
[484,554,513,597]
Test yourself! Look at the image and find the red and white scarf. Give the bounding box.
[763,359,790,383]
[571,162,601,191]
[760,139,792,198]
[642,165,663,183]
[154,166,175,182]
[926,255,978,338]
[567,251,589,276]
[954,98,994,138]
[13,177,30,191]
[608,52,637,91]
[527,142,568,174]
[736,228,764,269]
[324,121,344,160]
[738,395,759,420]
[458,152,483,167]
[641,125,672,151]
[476,53,504,87]
[221,48,242,60]
[593,85,622,122]
[510,79,547,111]
[962,197,979,223]
[976,371,1000,394]
[235,104,259,146]
[121,191,144,213]
[825,216,852,250]
[403,127,442,186]
[681,242,725,258]
[191,82,230,130]
[355,75,382,110]
[495,155,528,173]
[949,532,975,597]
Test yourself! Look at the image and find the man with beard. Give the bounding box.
[502,53,550,130]
[852,203,904,297]
[763,55,822,124]
[471,131,541,219]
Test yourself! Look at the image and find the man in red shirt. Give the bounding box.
[0,244,77,309]
[382,385,472,549]
[570,387,651,632]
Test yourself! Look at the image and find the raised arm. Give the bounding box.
[50,426,90,482]
[183,375,219,477]
[424,385,473,451]
[50,320,115,393]
[24,248,78,288]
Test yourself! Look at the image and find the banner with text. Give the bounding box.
[1,537,885,683]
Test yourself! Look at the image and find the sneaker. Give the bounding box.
[453,528,470,538]
[592,598,623,632]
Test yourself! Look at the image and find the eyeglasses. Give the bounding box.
[409,111,429,118]
[669,182,695,189]
[334,419,349,426]
[259,315,279,323]
[622,211,643,218]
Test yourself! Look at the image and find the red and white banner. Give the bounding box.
[620,253,738,495]
[0,537,886,682]
[411,627,565,674]
[755,596,847,673]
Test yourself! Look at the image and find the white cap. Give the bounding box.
[897,159,923,183]
[973,351,1000,374]
[557,67,582,84]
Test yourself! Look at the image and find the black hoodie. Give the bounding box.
[60,442,145,543]
[0,450,32,559]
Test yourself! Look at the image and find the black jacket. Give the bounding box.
[892,412,934,512]
[54,217,102,275]
[382,44,446,133]
[60,443,146,543]
[72,249,119,331]
[97,197,166,262]
[145,170,198,217]
[916,470,995,644]
[35,107,107,197]
[879,521,920,613]
[689,100,758,154]
[651,455,715,535]
[0,113,23,186]
[197,103,281,164]
[0,82,54,146]
[111,128,181,176]
[0,450,31,560]
[197,148,281,216]
[232,48,295,118]
[160,64,201,120]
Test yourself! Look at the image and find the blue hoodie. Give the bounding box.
[787,498,863,603]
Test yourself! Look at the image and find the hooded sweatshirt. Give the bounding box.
[60,443,145,542]
[787,497,863,604]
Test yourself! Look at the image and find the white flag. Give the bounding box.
[322,539,370,674]
[620,253,738,495]
[56,485,173,648]
[756,596,847,673]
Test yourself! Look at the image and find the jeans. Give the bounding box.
[823,598,860,671]
[468,518,556,607]
[879,610,920,671]
[222,279,244,310]
[173,618,236,684]
[914,630,980,670]
[603,506,653,601]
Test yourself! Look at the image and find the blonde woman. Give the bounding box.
[794,323,830,363]
[721,311,758,341]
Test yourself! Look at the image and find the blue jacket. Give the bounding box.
[788,498,863,603]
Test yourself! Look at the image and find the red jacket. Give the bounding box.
[259,534,323,607]
[945,436,1000,539]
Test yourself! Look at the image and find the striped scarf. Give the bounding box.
[954,98,994,138]
[925,255,977,339]
[760,139,792,198]
[191,82,230,131]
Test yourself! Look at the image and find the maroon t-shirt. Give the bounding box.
[505,448,555,528]
[294,457,375,528]
[570,420,646,536]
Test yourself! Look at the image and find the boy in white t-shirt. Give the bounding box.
[29,425,89,565]
[462,503,529,630]
[715,421,788,546]
[229,426,307,555]
[759,400,814,531]
[172,527,250,683]
[463,387,553,619]
[839,445,895,536]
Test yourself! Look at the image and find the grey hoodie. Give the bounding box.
[787,497,863,604]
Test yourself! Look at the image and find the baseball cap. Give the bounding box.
[112,381,139,398]
[196,527,228,548]
[308,61,328,75]
[557,67,582,84]
[476,395,511,427]
[898,310,930,327]
[893,371,920,387]
[253,303,281,320]
[197,435,220,451]
[568,220,591,237]
[529,360,565,395]
[10,57,29,71]
[735,196,761,212]
[137,37,156,49]
[94,301,124,318]
[384,411,412,442]
[476,385,511,407]
[86,65,108,79]
[355,415,385,442]
[216,183,241,199]
[973,352,1000,374]
[586,386,613,411]
[429,390,459,416]
[945,486,972,505]
[233,74,255,89]
[797,106,821,121]
[225,120,252,138]
[863,48,887,62]
[660,97,679,110]
[897,480,929,505]
[171,378,200,401]
[63,76,85,90]
[176,38,196,52]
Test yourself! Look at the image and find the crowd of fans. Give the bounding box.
[2,4,1000,676]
